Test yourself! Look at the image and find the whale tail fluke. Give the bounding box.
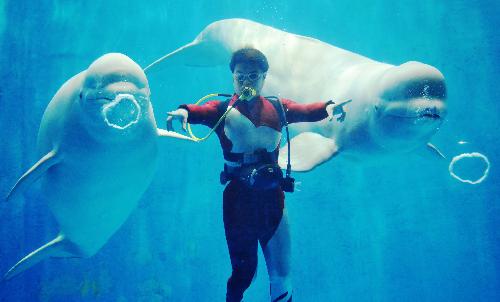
[2,234,77,282]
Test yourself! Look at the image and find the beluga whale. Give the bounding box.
[145,18,447,171]
[3,53,192,280]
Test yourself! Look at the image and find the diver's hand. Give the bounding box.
[166,108,188,132]
[326,99,352,122]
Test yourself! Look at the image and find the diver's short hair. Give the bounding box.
[229,48,269,73]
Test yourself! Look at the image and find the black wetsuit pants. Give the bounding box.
[223,179,285,302]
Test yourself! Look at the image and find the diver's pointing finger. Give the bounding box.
[339,99,353,106]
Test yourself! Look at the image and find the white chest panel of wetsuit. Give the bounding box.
[223,107,282,154]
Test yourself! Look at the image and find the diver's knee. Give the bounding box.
[230,260,257,285]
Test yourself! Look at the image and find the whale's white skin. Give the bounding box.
[146,18,447,171]
[4,53,192,281]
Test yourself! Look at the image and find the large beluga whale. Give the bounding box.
[3,53,192,281]
[145,18,447,171]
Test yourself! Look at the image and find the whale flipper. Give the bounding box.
[426,142,446,159]
[5,150,60,202]
[2,234,79,281]
[279,132,339,172]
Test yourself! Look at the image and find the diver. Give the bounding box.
[166,48,349,302]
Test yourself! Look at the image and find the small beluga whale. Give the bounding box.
[3,53,192,280]
[145,18,447,171]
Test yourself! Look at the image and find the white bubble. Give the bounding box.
[448,152,490,184]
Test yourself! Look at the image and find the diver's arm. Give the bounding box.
[282,99,350,123]
[281,99,329,123]
[178,101,223,127]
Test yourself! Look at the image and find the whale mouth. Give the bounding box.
[380,78,447,121]
[102,94,141,130]
[418,110,441,120]
[385,104,442,120]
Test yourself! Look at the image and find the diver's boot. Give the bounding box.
[270,276,292,302]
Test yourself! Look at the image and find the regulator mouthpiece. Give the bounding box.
[240,87,257,100]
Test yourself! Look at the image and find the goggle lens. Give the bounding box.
[235,72,261,83]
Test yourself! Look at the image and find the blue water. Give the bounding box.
[1,1,499,301]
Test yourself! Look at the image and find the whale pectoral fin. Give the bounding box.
[278,132,339,172]
[157,128,197,142]
[144,40,230,74]
[426,142,446,159]
[2,234,78,281]
[5,150,60,202]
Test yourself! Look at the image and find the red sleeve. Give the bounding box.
[179,100,223,127]
[281,98,329,123]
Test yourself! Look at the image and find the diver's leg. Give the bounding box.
[225,233,259,302]
[260,192,292,302]
[262,210,292,302]
[224,181,259,302]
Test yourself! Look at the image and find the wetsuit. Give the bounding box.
[180,94,329,302]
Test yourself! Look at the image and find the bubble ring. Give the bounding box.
[448,152,490,184]
[103,93,141,130]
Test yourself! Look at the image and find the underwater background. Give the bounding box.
[0,0,499,301]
